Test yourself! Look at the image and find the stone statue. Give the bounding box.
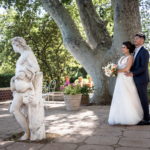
[10,37,46,141]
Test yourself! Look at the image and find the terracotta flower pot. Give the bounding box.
[64,94,82,110]
[81,95,89,105]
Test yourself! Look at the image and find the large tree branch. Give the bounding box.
[41,0,97,71]
[76,0,112,49]
[41,0,92,52]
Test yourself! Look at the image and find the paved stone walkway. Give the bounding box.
[1,100,150,150]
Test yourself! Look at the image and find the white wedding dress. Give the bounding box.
[108,56,143,125]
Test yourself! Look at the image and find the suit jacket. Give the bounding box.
[131,46,149,85]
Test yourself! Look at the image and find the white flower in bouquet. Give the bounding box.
[102,63,117,77]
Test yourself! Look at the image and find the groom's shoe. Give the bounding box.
[137,120,145,125]
[145,120,150,125]
[137,120,150,125]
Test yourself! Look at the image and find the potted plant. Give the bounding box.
[63,84,82,110]
[81,84,94,105]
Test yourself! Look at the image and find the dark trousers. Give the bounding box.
[136,83,149,121]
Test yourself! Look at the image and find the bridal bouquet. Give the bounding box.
[102,63,117,77]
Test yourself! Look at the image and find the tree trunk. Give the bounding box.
[112,0,141,53]
[41,0,141,104]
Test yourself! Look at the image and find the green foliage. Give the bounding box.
[61,0,73,4]
[93,0,113,35]
[68,67,87,83]
[64,84,82,95]
[0,74,14,87]
[80,85,94,96]
[140,0,150,48]
[0,0,81,88]
[64,84,93,95]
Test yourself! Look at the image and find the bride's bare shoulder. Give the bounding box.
[128,55,134,59]
[127,55,134,63]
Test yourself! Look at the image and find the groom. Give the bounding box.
[126,33,150,125]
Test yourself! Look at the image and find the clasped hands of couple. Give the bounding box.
[116,66,133,77]
[124,71,133,77]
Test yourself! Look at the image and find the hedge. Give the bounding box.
[0,74,14,88]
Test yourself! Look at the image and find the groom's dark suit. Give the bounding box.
[131,46,150,121]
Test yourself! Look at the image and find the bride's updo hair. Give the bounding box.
[11,37,31,51]
[122,41,135,54]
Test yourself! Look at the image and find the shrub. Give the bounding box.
[0,74,14,88]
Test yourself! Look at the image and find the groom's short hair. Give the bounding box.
[135,33,146,40]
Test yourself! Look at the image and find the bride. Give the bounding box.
[108,41,143,125]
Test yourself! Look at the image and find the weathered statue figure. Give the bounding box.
[10,37,46,141]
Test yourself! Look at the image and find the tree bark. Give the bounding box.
[111,0,141,53]
[41,0,142,104]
